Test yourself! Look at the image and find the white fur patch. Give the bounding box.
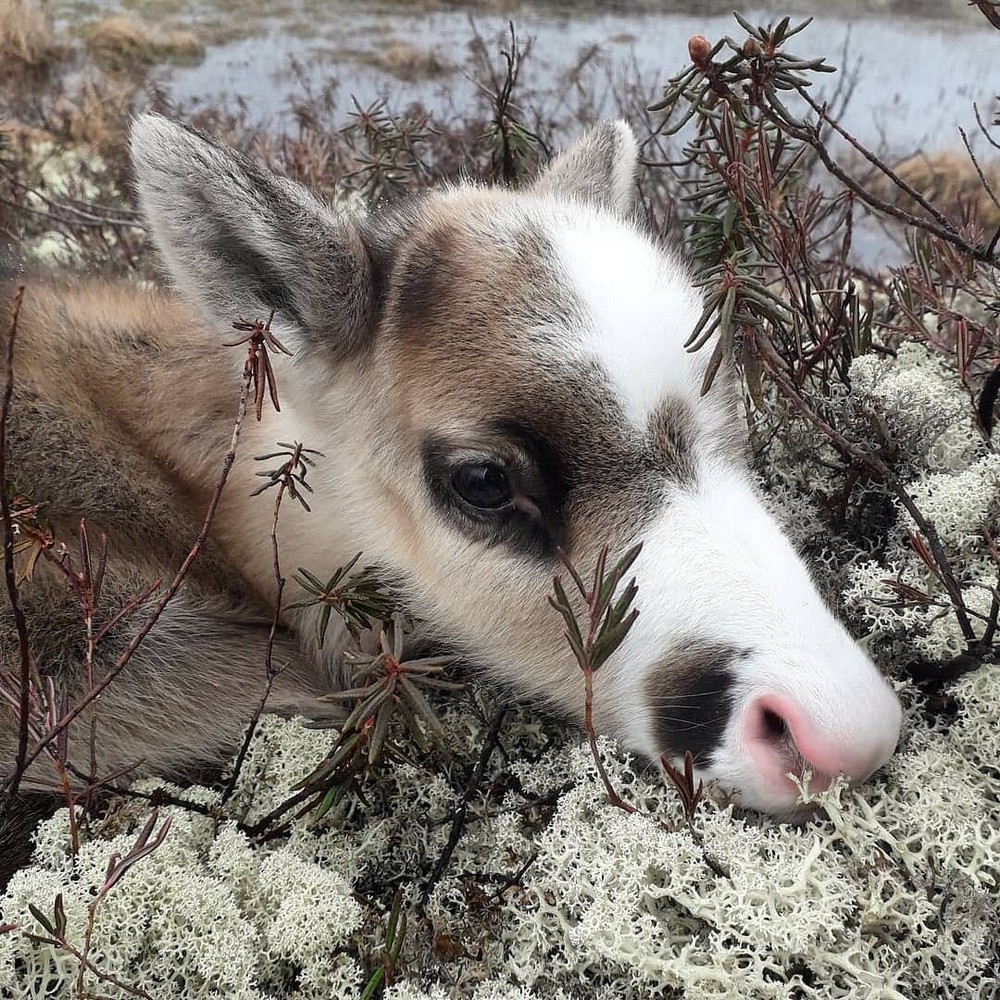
[608,461,902,810]
[546,210,706,429]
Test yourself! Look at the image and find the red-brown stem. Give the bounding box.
[92,579,162,645]
[54,753,79,861]
[30,919,153,1000]
[754,330,977,645]
[582,662,636,816]
[221,452,293,805]
[78,521,99,791]
[1,285,34,800]
[243,783,318,843]
[767,91,998,265]
[27,930,155,1000]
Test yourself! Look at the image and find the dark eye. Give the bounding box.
[451,462,512,510]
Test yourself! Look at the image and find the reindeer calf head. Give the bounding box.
[131,114,902,814]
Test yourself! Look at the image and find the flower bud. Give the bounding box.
[688,35,711,65]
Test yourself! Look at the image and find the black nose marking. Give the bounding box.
[643,643,747,764]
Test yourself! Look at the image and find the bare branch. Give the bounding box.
[0,285,33,799]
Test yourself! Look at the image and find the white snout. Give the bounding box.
[616,466,904,815]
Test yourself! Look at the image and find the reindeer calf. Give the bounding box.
[0,116,902,814]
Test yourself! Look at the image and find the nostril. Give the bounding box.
[739,685,902,807]
[745,695,830,791]
[747,698,795,751]
[760,707,787,743]
[746,692,894,788]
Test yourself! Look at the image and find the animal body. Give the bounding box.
[0,115,902,816]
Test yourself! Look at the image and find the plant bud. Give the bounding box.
[688,35,711,65]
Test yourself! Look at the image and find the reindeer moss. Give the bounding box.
[1,663,997,1000]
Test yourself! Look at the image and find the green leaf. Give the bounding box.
[311,783,344,823]
[394,696,428,749]
[386,887,403,944]
[606,579,639,631]
[685,313,721,354]
[53,894,66,937]
[591,609,640,670]
[722,199,738,241]
[342,686,388,734]
[590,545,609,607]
[732,10,758,36]
[390,910,407,962]
[556,547,588,598]
[398,676,444,736]
[316,603,332,648]
[550,578,584,651]
[368,698,394,765]
[611,543,643,583]
[293,567,326,593]
[297,732,362,787]
[325,682,380,701]
[718,284,737,349]
[360,968,384,1000]
[27,904,55,936]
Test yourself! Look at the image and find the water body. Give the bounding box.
[54,1,999,160]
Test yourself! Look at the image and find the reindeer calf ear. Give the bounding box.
[130,113,379,359]
[531,119,639,216]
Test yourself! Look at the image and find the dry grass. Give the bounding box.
[0,0,66,82]
[57,75,147,166]
[371,40,455,81]
[86,15,205,74]
[873,151,1000,230]
[0,122,57,157]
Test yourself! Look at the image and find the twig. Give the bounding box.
[958,127,1000,215]
[1,177,143,229]
[485,851,539,904]
[220,443,305,805]
[241,784,317,844]
[753,330,978,645]
[34,930,154,1000]
[421,704,507,901]
[549,543,642,816]
[768,93,998,265]
[25,813,170,999]
[0,285,33,799]
[580,640,636,816]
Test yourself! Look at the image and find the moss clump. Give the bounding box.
[1,647,997,1000]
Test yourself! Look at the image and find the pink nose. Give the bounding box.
[743,693,896,795]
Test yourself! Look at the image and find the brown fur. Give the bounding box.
[381,191,681,550]
[0,196,673,789]
[0,279,339,790]
[0,117,903,831]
